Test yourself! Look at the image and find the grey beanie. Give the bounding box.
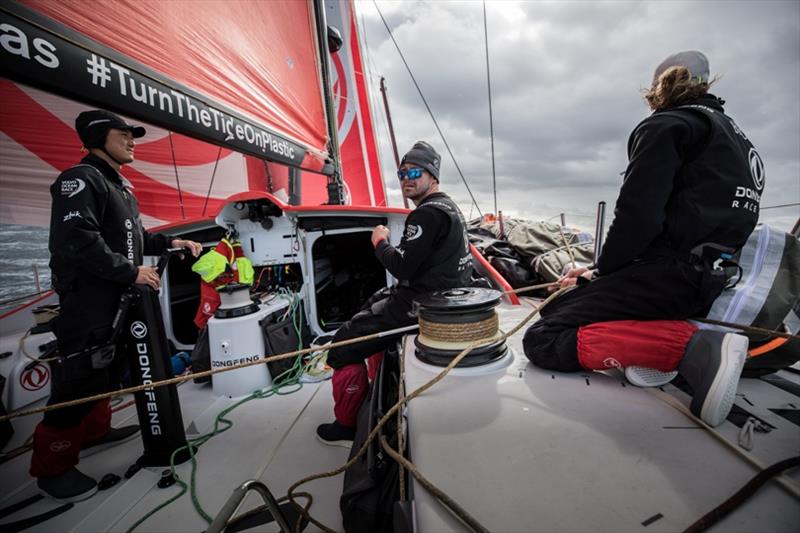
[400,141,441,180]
[653,50,710,84]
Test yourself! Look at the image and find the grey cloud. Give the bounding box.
[361,0,799,229]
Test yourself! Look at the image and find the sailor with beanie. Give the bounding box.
[30,110,201,502]
[317,141,479,446]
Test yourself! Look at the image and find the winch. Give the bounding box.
[215,283,260,318]
[414,287,506,367]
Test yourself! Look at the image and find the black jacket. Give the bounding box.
[49,154,171,293]
[597,95,763,275]
[375,192,473,311]
[48,154,171,351]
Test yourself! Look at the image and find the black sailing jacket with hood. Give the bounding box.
[597,94,763,275]
[375,192,474,314]
[48,154,171,349]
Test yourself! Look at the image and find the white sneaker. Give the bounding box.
[624,366,678,387]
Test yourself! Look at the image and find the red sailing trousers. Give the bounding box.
[332,364,370,428]
[30,399,111,477]
[577,320,698,371]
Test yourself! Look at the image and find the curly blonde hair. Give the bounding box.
[643,66,718,111]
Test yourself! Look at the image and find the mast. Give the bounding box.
[314,0,346,205]
[379,77,408,209]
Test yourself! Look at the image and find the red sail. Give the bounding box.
[325,0,387,207]
[23,0,328,156]
[0,0,388,227]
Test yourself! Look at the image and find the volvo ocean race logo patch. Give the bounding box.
[60,178,86,198]
[748,148,765,191]
[405,224,423,241]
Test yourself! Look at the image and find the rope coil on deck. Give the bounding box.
[418,313,498,343]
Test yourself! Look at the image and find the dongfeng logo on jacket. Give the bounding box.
[60,178,85,197]
[748,148,765,192]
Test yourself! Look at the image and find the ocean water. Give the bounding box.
[0,224,51,302]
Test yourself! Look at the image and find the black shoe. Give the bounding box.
[80,425,140,458]
[316,421,355,448]
[38,467,98,503]
[678,331,748,427]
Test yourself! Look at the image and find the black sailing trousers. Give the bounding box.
[522,257,726,372]
[326,287,416,369]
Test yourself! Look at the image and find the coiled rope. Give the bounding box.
[418,314,498,343]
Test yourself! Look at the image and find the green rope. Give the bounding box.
[126,292,311,531]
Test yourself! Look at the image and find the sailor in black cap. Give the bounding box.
[30,110,201,502]
[317,141,480,446]
[522,51,764,428]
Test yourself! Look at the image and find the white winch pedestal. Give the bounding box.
[207,285,289,398]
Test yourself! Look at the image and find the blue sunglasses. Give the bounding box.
[397,167,424,180]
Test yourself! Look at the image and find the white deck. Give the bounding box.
[405,301,800,532]
[0,379,347,532]
[2,299,799,532]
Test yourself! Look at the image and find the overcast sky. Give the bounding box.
[356,0,799,232]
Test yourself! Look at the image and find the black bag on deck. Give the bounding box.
[191,327,211,384]
[489,256,538,289]
[704,225,800,377]
[260,303,311,380]
[340,348,403,533]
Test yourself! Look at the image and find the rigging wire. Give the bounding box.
[201,146,223,216]
[167,132,186,219]
[760,202,799,210]
[372,0,483,217]
[483,0,498,216]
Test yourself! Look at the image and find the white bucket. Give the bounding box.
[208,306,273,398]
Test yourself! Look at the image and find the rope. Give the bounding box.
[647,388,800,501]
[285,288,569,532]
[19,329,59,364]
[682,456,800,533]
[167,132,186,220]
[418,314,498,343]
[482,0,497,217]
[505,282,559,295]
[380,434,488,533]
[202,146,223,216]
[398,337,407,502]
[0,323,420,424]
[372,0,482,217]
[692,318,799,342]
[558,225,577,270]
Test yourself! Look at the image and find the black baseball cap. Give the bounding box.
[75,110,146,148]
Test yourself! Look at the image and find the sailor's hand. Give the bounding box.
[171,238,203,257]
[372,225,390,247]
[136,265,161,290]
[553,266,593,290]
